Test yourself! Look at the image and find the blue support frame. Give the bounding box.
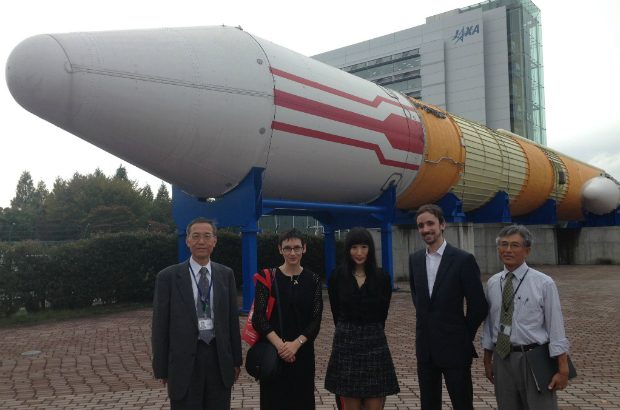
[241,221,259,311]
[262,183,416,289]
[172,168,264,312]
[322,224,336,284]
[173,163,619,314]
[436,193,466,223]
[582,207,620,227]
[466,191,512,223]
[512,199,558,225]
[380,223,394,288]
[173,167,414,312]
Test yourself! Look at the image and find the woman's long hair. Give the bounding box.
[344,227,379,279]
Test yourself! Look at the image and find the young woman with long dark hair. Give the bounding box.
[325,227,399,410]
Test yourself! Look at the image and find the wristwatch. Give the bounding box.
[297,337,305,346]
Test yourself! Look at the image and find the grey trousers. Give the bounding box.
[493,350,558,410]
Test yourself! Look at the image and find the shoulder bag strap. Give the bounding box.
[271,268,286,341]
[255,269,271,288]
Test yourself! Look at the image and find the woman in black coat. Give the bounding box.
[252,228,323,410]
[325,227,399,410]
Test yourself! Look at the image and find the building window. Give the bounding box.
[506,0,546,145]
[342,49,421,78]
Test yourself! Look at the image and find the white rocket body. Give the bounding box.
[6,26,423,204]
[6,25,619,217]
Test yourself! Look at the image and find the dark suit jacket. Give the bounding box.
[151,260,242,400]
[409,243,488,368]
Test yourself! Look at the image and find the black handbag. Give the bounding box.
[245,339,280,381]
[245,269,284,381]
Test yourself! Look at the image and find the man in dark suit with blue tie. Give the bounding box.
[152,217,242,409]
[409,204,488,410]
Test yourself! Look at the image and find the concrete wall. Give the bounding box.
[572,227,620,265]
[472,224,558,274]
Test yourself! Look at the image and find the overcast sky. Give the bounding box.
[2,0,619,208]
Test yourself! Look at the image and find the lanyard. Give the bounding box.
[500,268,529,313]
[189,264,214,312]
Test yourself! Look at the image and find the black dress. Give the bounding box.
[252,268,323,410]
[324,267,399,397]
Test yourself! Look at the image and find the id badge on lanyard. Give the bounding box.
[198,318,214,330]
[198,294,214,330]
[190,264,214,330]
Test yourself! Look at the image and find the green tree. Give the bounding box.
[33,181,49,209]
[151,182,173,225]
[11,171,36,211]
[4,171,48,240]
[42,170,148,240]
[113,164,129,181]
[83,205,138,234]
[155,182,170,202]
[3,169,173,241]
[141,185,154,202]
[93,168,106,178]
[0,209,16,241]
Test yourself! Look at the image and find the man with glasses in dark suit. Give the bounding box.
[152,217,242,409]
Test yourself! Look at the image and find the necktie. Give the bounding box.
[495,271,514,359]
[197,266,214,344]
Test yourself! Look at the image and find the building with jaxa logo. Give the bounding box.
[314,0,546,145]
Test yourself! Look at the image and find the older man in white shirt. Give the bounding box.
[482,225,570,410]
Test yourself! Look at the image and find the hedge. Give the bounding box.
[0,231,342,316]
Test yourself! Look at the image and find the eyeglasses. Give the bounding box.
[189,233,215,241]
[281,246,304,254]
[498,241,525,250]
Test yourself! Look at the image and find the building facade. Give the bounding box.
[313,0,546,145]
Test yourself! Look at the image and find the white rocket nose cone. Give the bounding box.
[582,176,620,215]
[6,34,72,126]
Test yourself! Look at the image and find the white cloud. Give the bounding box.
[589,153,620,181]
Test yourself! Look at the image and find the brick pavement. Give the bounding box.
[0,265,619,409]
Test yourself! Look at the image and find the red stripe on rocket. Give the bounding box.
[270,67,424,169]
[272,121,420,171]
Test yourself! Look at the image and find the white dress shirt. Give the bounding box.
[482,262,569,357]
[425,239,447,297]
[189,257,214,320]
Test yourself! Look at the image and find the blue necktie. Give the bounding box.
[197,267,214,344]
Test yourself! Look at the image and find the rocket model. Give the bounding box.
[6,26,620,221]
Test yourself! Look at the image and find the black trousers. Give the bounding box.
[417,361,473,410]
[171,341,231,410]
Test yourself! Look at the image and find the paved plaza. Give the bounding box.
[0,265,619,409]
